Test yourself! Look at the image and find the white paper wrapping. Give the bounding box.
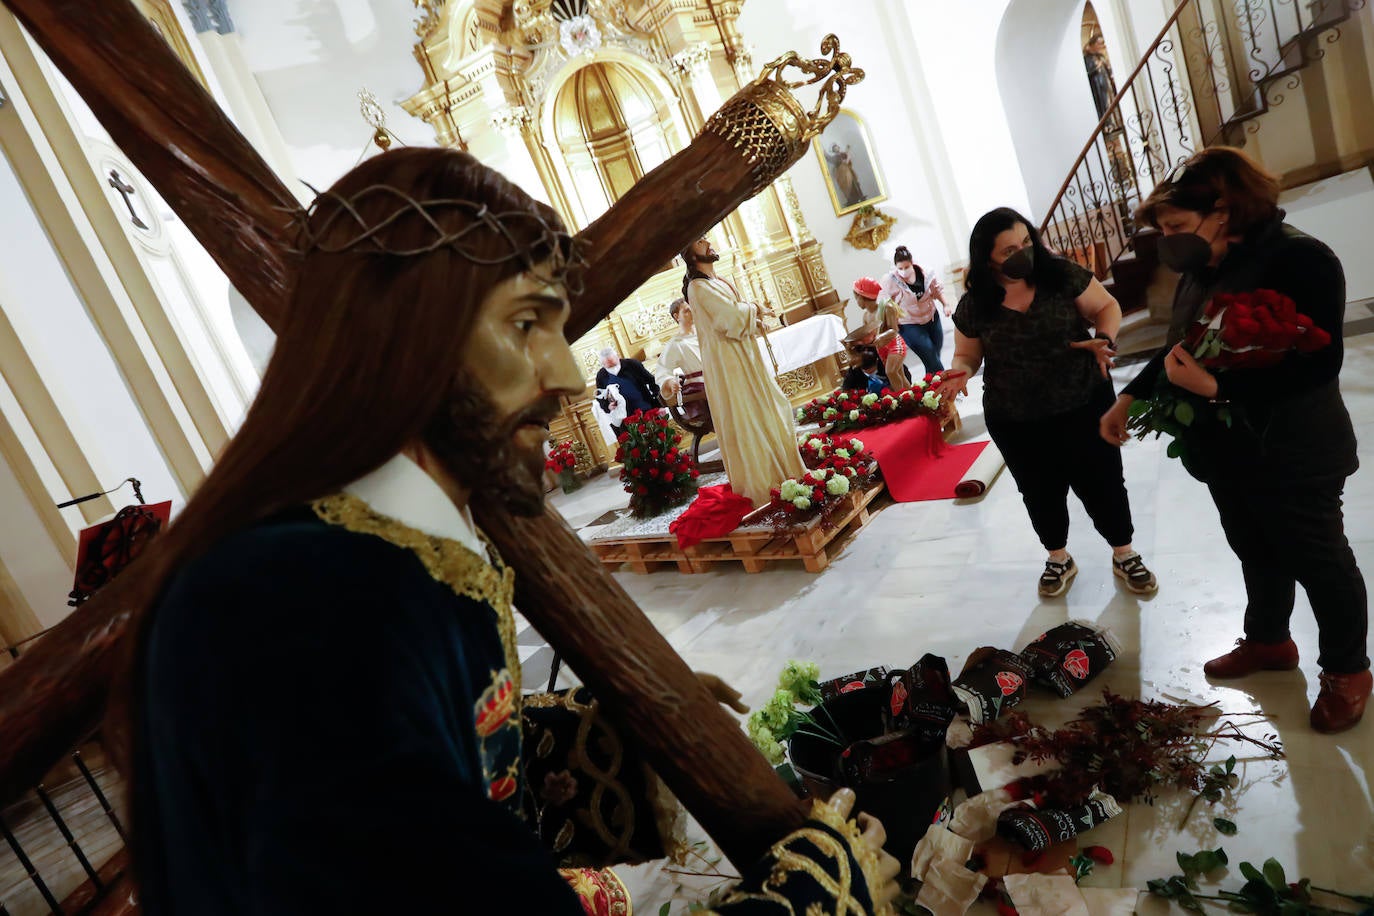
[947,787,1019,843]
[910,824,975,882]
[1003,874,1091,916]
[914,855,988,916]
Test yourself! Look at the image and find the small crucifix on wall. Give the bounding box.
[108,169,150,230]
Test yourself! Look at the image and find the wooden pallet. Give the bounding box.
[589,482,888,574]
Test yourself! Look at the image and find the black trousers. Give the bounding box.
[1208,476,1369,673]
[986,386,1134,552]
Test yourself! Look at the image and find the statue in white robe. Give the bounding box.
[685,275,804,504]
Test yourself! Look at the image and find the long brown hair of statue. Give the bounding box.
[106,145,567,874]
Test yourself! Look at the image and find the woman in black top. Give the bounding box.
[1100,147,1368,733]
[950,207,1156,598]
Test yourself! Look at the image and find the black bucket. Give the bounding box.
[788,685,951,863]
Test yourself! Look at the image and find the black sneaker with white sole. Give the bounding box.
[1112,551,1158,594]
[1038,555,1077,597]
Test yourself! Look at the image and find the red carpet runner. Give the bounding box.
[836,415,990,502]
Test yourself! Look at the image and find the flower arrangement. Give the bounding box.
[544,440,580,494]
[968,689,1283,813]
[799,433,872,478]
[795,373,946,433]
[1127,289,1331,477]
[614,409,699,519]
[746,660,840,766]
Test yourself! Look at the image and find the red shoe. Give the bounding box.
[1311,669,1373,733]
[1203,638,1300,679]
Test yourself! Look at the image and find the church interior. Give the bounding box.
[1,0,1373,913]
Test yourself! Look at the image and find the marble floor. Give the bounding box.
[544,324,1374,914]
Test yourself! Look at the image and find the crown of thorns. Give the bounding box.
[287,184,586,294]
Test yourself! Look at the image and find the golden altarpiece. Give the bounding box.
[402,0,846,469]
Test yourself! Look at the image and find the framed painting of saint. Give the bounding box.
[812,109,886,217]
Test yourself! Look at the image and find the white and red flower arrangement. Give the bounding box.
[757,435,878,532]
[1128,288,1332,477]
[614,409,699,519]
[795,375,946,433]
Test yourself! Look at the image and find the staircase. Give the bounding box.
[1040,0,1372,331]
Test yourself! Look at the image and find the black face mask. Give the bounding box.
[998,247,1035,280]
[1157,230,1215,273]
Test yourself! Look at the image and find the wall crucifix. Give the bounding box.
[107,168,150,230]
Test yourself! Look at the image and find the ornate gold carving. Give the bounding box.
[670,42,713,77]
[628,303,677,340]
[413,0,446,40]
[775,271,803,304]
[701,35,865,193]
[777,366,818,398]
[844,205,895,251]
[491,104,533,135]
[776,176,814,243]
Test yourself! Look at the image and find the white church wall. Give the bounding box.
[233,0,436,190]
[0,150,184,512]
[1281,167,1374,303]
[0,447,74,629]
[735,0,963,326]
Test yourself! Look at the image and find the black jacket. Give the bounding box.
[595,359,660,416]
[1122,214,1356,480]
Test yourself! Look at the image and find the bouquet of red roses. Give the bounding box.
[614,409,699,518]
[1178,288,1331,369]
[545,440,581,495]
[1128,288,1331,477]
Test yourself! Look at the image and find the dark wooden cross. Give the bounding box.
[106,168,150,230]
[0,0,862,873]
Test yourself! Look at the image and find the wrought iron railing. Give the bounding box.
[0,633,126,916]
[1041,0,1366,281]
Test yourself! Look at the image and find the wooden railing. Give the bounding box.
[1040,0,1365,279]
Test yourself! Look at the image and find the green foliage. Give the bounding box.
[1213,816,1238,836]
[1149,850,1374,914]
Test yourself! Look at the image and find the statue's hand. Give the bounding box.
[695,671,748,714]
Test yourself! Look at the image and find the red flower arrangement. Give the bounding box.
[1128,288,1331,478]
[614,409,699,518]
[795,375,948,433]
[545,440,581,495]
[544,440,578,474]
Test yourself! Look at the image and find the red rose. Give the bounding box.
[635,485,648,494]
[649,467,660,478]
[630,448,641,458]
[812,487,825,502]
[690,469,700,478]
[1083,845,1115,865]
[617,433,629,443]
[650,449,660,459]
[1296,325,1331,353]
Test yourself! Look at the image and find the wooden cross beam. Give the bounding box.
[0,0,861,869]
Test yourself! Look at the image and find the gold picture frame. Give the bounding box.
[812,108,887,217]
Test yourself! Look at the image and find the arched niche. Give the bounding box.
[995,0,1130,217]
[538,49,688,228]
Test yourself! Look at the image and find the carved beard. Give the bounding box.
[421,372,563,517]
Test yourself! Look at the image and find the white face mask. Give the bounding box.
[897,266,916,281]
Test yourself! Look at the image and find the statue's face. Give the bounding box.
[422,264,583,515]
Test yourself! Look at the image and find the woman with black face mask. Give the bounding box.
[1101,146,1367,734]
[949,207,1156,600]
[881,245,950,374]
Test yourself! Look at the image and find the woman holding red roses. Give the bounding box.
[1100,147,1368,732]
